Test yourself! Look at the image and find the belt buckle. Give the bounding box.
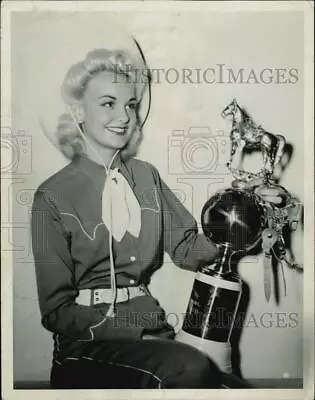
[93,289,103,305]
[92,287,146,305]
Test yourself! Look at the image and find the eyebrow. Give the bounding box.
[98,95,137,102]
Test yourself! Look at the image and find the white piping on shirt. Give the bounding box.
[61,203,160,242]
[60,212,104,241]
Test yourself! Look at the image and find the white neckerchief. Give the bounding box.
[102,167,141,242]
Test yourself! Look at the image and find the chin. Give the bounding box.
[106,140,129,152]
[113,137,130,147]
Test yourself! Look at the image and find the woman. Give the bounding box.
[31,48,282,389]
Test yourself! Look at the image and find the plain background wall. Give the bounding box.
[9,10,304,381]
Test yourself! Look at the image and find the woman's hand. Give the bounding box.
[254,184,287,205]
[142,334,160,340]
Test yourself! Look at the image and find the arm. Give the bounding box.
[31,189,145,341]
[150,166,218,272]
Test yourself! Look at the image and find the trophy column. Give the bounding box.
[176,244,242,373]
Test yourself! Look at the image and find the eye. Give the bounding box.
[101,101,115,108]
[126,102,138,111]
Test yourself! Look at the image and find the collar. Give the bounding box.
[73,153,136,189]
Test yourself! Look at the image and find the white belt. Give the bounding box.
[76,285,148,306]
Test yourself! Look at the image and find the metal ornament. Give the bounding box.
[219,105,301,273]
[261,228,278,302]
[221,98,285,181]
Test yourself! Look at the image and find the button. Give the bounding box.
[130,256,136,262]
[129,279,135,285]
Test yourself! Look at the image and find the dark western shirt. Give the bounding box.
[31,154,218,345]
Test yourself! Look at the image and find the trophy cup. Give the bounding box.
[176,188,264,372]
[176,99,303,372]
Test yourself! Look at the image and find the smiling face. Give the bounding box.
[79,70,138,160]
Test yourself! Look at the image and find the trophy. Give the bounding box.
[221,98,303,299]
[176,99,303,371]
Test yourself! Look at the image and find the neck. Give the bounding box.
[79,124,120,168]
[84,145,120,169]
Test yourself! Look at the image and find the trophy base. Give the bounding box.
[176,330,232,374]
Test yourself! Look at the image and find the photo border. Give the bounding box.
[1,1,314,399]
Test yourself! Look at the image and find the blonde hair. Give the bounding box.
[56,48,148,160]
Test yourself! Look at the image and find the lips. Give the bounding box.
[106,126,128,135]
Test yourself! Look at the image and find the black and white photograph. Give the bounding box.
[1,1,314,399]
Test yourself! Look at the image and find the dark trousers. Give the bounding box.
[50,338,223,389]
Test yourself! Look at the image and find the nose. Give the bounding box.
[115,106,130,125]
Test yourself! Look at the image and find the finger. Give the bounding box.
[260,195,282,204]
[243,177,264,189]
[255,187,284,196]
[142,335,159,340]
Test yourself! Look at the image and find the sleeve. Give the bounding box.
[31,189,144,341]
[150,166,219,272]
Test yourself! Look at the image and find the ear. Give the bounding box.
[70,102,85,123]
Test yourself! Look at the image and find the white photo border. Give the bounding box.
[1,1,314,399]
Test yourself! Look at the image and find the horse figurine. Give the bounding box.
[221,99,286,181]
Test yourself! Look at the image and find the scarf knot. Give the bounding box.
[102,168,141,242]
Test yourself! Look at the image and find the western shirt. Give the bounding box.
[31,154,218,343]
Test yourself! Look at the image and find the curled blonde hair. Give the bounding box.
[56,48,148,160]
